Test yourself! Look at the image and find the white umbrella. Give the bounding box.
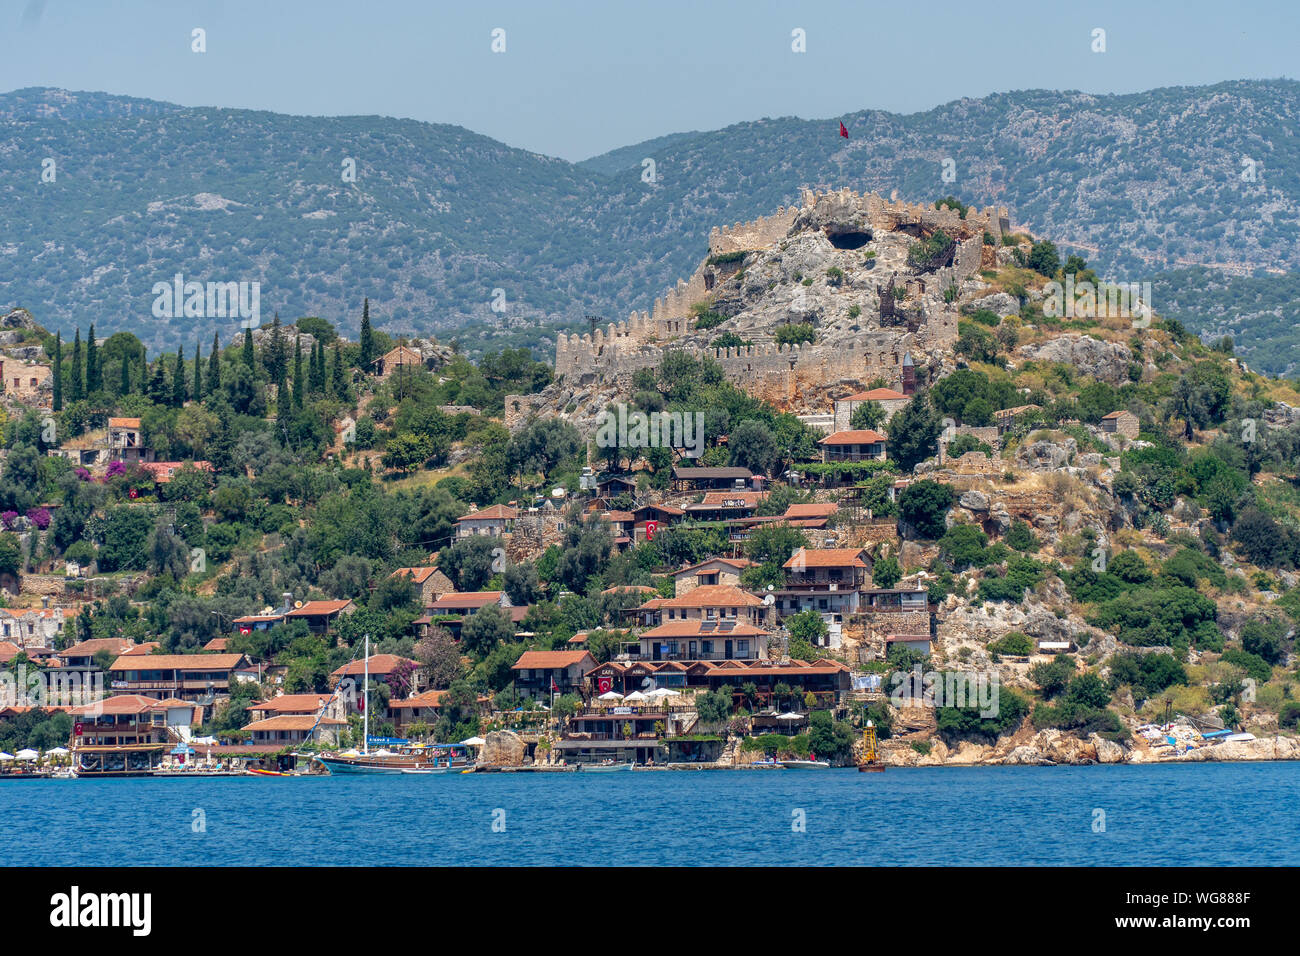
[0,753,13,761]
[647,688,679,699]
[597,691,623,701]
[459,736,486,746]
[776,711,805,723]
[15,749,38,760]
[624,691,648,702]
[46,747,69,755]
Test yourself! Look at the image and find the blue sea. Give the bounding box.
[4,763,1297,866]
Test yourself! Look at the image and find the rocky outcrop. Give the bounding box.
[478,730,527,767]
[1015,437,1076,470]
[1016,334,1132,384]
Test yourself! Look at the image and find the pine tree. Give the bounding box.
[242,327,255,369]
[69,329,83,403]
[293,336,304,408]
[193,344,202,403]
[208,333,222,394]
[332,340,346,400]
[172,347,187,407]
[359,297,374,370]
[120,355,130,396]
[146,361,168,405]
[52,332,62,412]
[85,323,101,393]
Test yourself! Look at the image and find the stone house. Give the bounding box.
[1101,410,1139,439]
[819,430,888,462]
[833,387,911,430]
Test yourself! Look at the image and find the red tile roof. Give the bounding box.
[330,655,418,678]
[456,504,518,522]
[429,591,503,611]
[58,638,134,659]
[287,599,353,617]
[845,387,908,402]
[781,503,838,519]
[244,714,346,732]
[253,694,330,714]
[108,653,245,672]
[640,621,769,638]
[390,567,438,584]
[388,689,448,709]
[511,650,595,670]
[819,430,887,445]
[655,584,762,608]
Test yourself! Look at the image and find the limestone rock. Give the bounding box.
[959,490,989,511]
[968,292,1020,317]
[1015,334,1133,384]
[478,730,526,767]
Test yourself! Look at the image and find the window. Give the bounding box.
[738,640,749,656]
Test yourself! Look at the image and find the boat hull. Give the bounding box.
[316,754,471,775]
[779,760,832,770]
[579,763,634,772]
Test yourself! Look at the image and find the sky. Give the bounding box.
[2,0,1298,161]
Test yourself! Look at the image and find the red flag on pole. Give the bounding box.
[551,677,559,692]
[839,121,849,139]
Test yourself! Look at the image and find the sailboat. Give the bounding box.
[314,635,473,775]
[857,720,885,772]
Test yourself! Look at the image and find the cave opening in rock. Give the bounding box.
[827,230,872,250]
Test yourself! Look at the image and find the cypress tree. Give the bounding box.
[193,343,202,402]
[52,332,62,411]
[85,323,100,393]
[309,340,325,393]
[119,355,130,396]
[242,327,255,369]
[208,333,222,394]
[146,360,168,405]
[69,329,83,403]
[172,347,187,407]
[332,339,346,400]
[359,297,374,370]
[293,336,304,408]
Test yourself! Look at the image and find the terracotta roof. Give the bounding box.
[287,599,352,617]
[202,637,228,652]
[119,642,160,656]
[388,689,448,709]
[819,430,887,445]
[511,650,595,670]
[58,638,133,659]
[0,640,22,663]
[671,466,752,480]
[633,503,685,516]
[109,653,245,672]
[391,567,438,584]
[603,511,635,522]
[674,558,751,575]
[845,387,908,402]
[783,547,868,570]
[1102,410,1132,420]
[701,659,849,677]
[108,417,141,428]
[253,694,330,714]
[243,714,347,732]
[71,694,162,716]
[331,655,417,678]
[429,591,503,611]
[600,584,658,595]
[456,504,518,522]
[782,503,838,519]
[655,585,763,609]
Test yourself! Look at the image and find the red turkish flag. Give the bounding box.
[839,122,849,138]
[644,520,658,541]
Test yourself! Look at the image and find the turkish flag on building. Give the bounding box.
[74,722,83,735]
[598,677,613,694]
[839,121,849,138]
[644,520,658,541]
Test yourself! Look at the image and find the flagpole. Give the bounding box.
[362,633,369,755]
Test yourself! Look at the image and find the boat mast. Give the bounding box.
[362,633,369,755]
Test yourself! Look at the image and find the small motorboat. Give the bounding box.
[779,760,831,770]
[580,761,634,772]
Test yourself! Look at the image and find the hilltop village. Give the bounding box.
[2,187,1300,773]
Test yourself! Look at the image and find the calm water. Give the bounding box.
[4,763,1297,866]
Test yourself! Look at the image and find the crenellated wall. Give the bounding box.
[708,206,800,255]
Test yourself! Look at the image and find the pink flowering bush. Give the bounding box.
[106,461,127,478]
[0,511,17,530]
[26,508,51,530]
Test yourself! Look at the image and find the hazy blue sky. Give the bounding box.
[3,0,1296,160]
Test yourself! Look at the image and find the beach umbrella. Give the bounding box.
[624,691,648,702]
[15,749,38,761]
[459,736,486,746]
[0,753,13,761]
[597,691,623,701]
[647,688,678,699]
[46,747,69,755]
[776,711,805,725]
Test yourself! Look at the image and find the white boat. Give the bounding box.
[580,761,634,772]
[779,760,832,770]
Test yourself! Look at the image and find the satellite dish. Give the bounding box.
[762,594,775,606]
[294,601,303,609]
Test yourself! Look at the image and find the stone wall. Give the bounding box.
[708,207,800,255]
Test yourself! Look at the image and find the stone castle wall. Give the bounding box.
[708,207,800,255]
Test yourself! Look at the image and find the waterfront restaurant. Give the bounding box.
[241,714,346,746]
[68,694,200,776]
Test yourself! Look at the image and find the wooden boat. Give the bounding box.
[857,720,885,773]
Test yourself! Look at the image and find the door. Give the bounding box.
[724,639,733,659]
